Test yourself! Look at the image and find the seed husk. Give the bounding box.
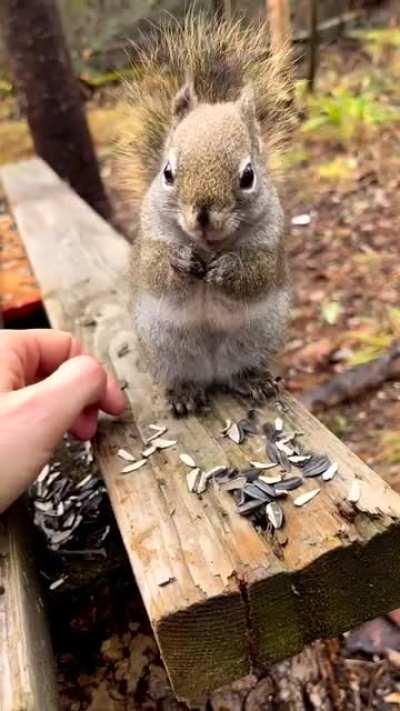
[289,454,312,464]
[49,576,68,591]
[276,440,294,456]
[187,468,201,492]
[221,419,232,435]
[237,499,264,516]
[294,489,320,507]
[142,445,156,457]
[243,484,269,501]
[204,466,228,480]
[266,441,280,464]
[179,453,197,468]
[266,501,284,529]
[322,462,338,481]
[303,455,332,477]
[253,480,279,499]
[196,472,208,495]
[76,474,93,489]
[152,438,177,449]
[120,459,147,474]
[275,417,283,432]
[37,464,50,482]
[219,476,247,492]
[274,476,303,493]
[249,461,278,470]
[259,473,283,485]
[146,425,167,442]
[348,480,360,503]
[227,422,242,444]
[117,448,135,462]
[238,418,258,435]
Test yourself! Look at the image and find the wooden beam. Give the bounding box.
[3,158,400,702]
[0,504,59,711]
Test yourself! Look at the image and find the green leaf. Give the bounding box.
[321,301,342,325]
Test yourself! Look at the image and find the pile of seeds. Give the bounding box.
[179,414,340,531]
[30,437,109,554]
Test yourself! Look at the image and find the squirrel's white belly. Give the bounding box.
[136,287,266,331]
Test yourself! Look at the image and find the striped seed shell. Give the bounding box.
[142,445,156,457]
[266,501,284,529]
[219,476,247,492]
[237,499,264,516]
[259,473,282,485]
[294,489,320,507]
[204,466,228,480]
[221,419,232,435]
[196,471,208,495]
[274,476,303,493]
[243,483,269,501]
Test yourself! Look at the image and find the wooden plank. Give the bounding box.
[3,157,400,702]
[0,504,59,711]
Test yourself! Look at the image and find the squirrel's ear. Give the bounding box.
[172,82,198,121]
[237,84,256,126]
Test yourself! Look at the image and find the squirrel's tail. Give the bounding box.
[119,13,294,209]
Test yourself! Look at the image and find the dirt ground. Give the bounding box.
[1,12,400,710]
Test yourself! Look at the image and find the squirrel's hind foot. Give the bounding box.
[167,383,209,418]
[229,369,279,403]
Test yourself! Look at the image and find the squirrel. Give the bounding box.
[120,15,294,416]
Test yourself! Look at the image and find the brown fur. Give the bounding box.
[118,14,294,218]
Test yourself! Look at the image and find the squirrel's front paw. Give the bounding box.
[169,245,206,278]
[205,253,238,287]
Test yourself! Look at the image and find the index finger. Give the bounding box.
[0,329,83,391]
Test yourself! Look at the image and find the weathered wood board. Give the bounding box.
[0,504,59,711]
[3,157,400,702]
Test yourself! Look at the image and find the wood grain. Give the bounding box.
[3,158,400,702]
[0,504,59,711]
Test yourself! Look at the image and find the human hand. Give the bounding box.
[0,329,126,513]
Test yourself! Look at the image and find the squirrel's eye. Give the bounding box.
[163,161,174,186]
[239,163,255,190]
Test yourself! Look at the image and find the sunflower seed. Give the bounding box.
[49,576,68,591]
[196,472,208,495]
[37,464,50,483]
[252,480,276,499]
[142,445,156,457]
[76,474,93,489]
[237,499,265,516]
[146,425,167,442]
[221,419,232,435]
[259,473,283,485]
[227,422,242,444]
[179,453,197,468]
[294,489,320,507]
[152,438,177,450]
[220,477,247,492]
[274,476,303,493]
[238,418,258,435]
[348,480,360,503]
[276,440,294,456]
[187,468,201,492]
[266,501,284,529]
[249,461,279,470]
[266,441,280,464]
[243,484,269,501]
[117,449,136,462]
[303,455,331,477]
[275,417,283,431]
[120,459,147,474]
[322,462,338,481]
[289,454,312,464]
[204,466,228,480]
[34,500,54,513]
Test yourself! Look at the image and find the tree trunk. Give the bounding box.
[0,0,111,219]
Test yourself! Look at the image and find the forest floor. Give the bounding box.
[1,20,400,711]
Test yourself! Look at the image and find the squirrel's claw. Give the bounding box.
[205,253,238,287]
[169,245,206,278]
[229,369,279,403]
[167,383,209,418]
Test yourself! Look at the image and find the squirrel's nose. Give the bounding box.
[197,205,210,230]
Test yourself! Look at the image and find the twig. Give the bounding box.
[300,342,400,412]
[293,10,362,42]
